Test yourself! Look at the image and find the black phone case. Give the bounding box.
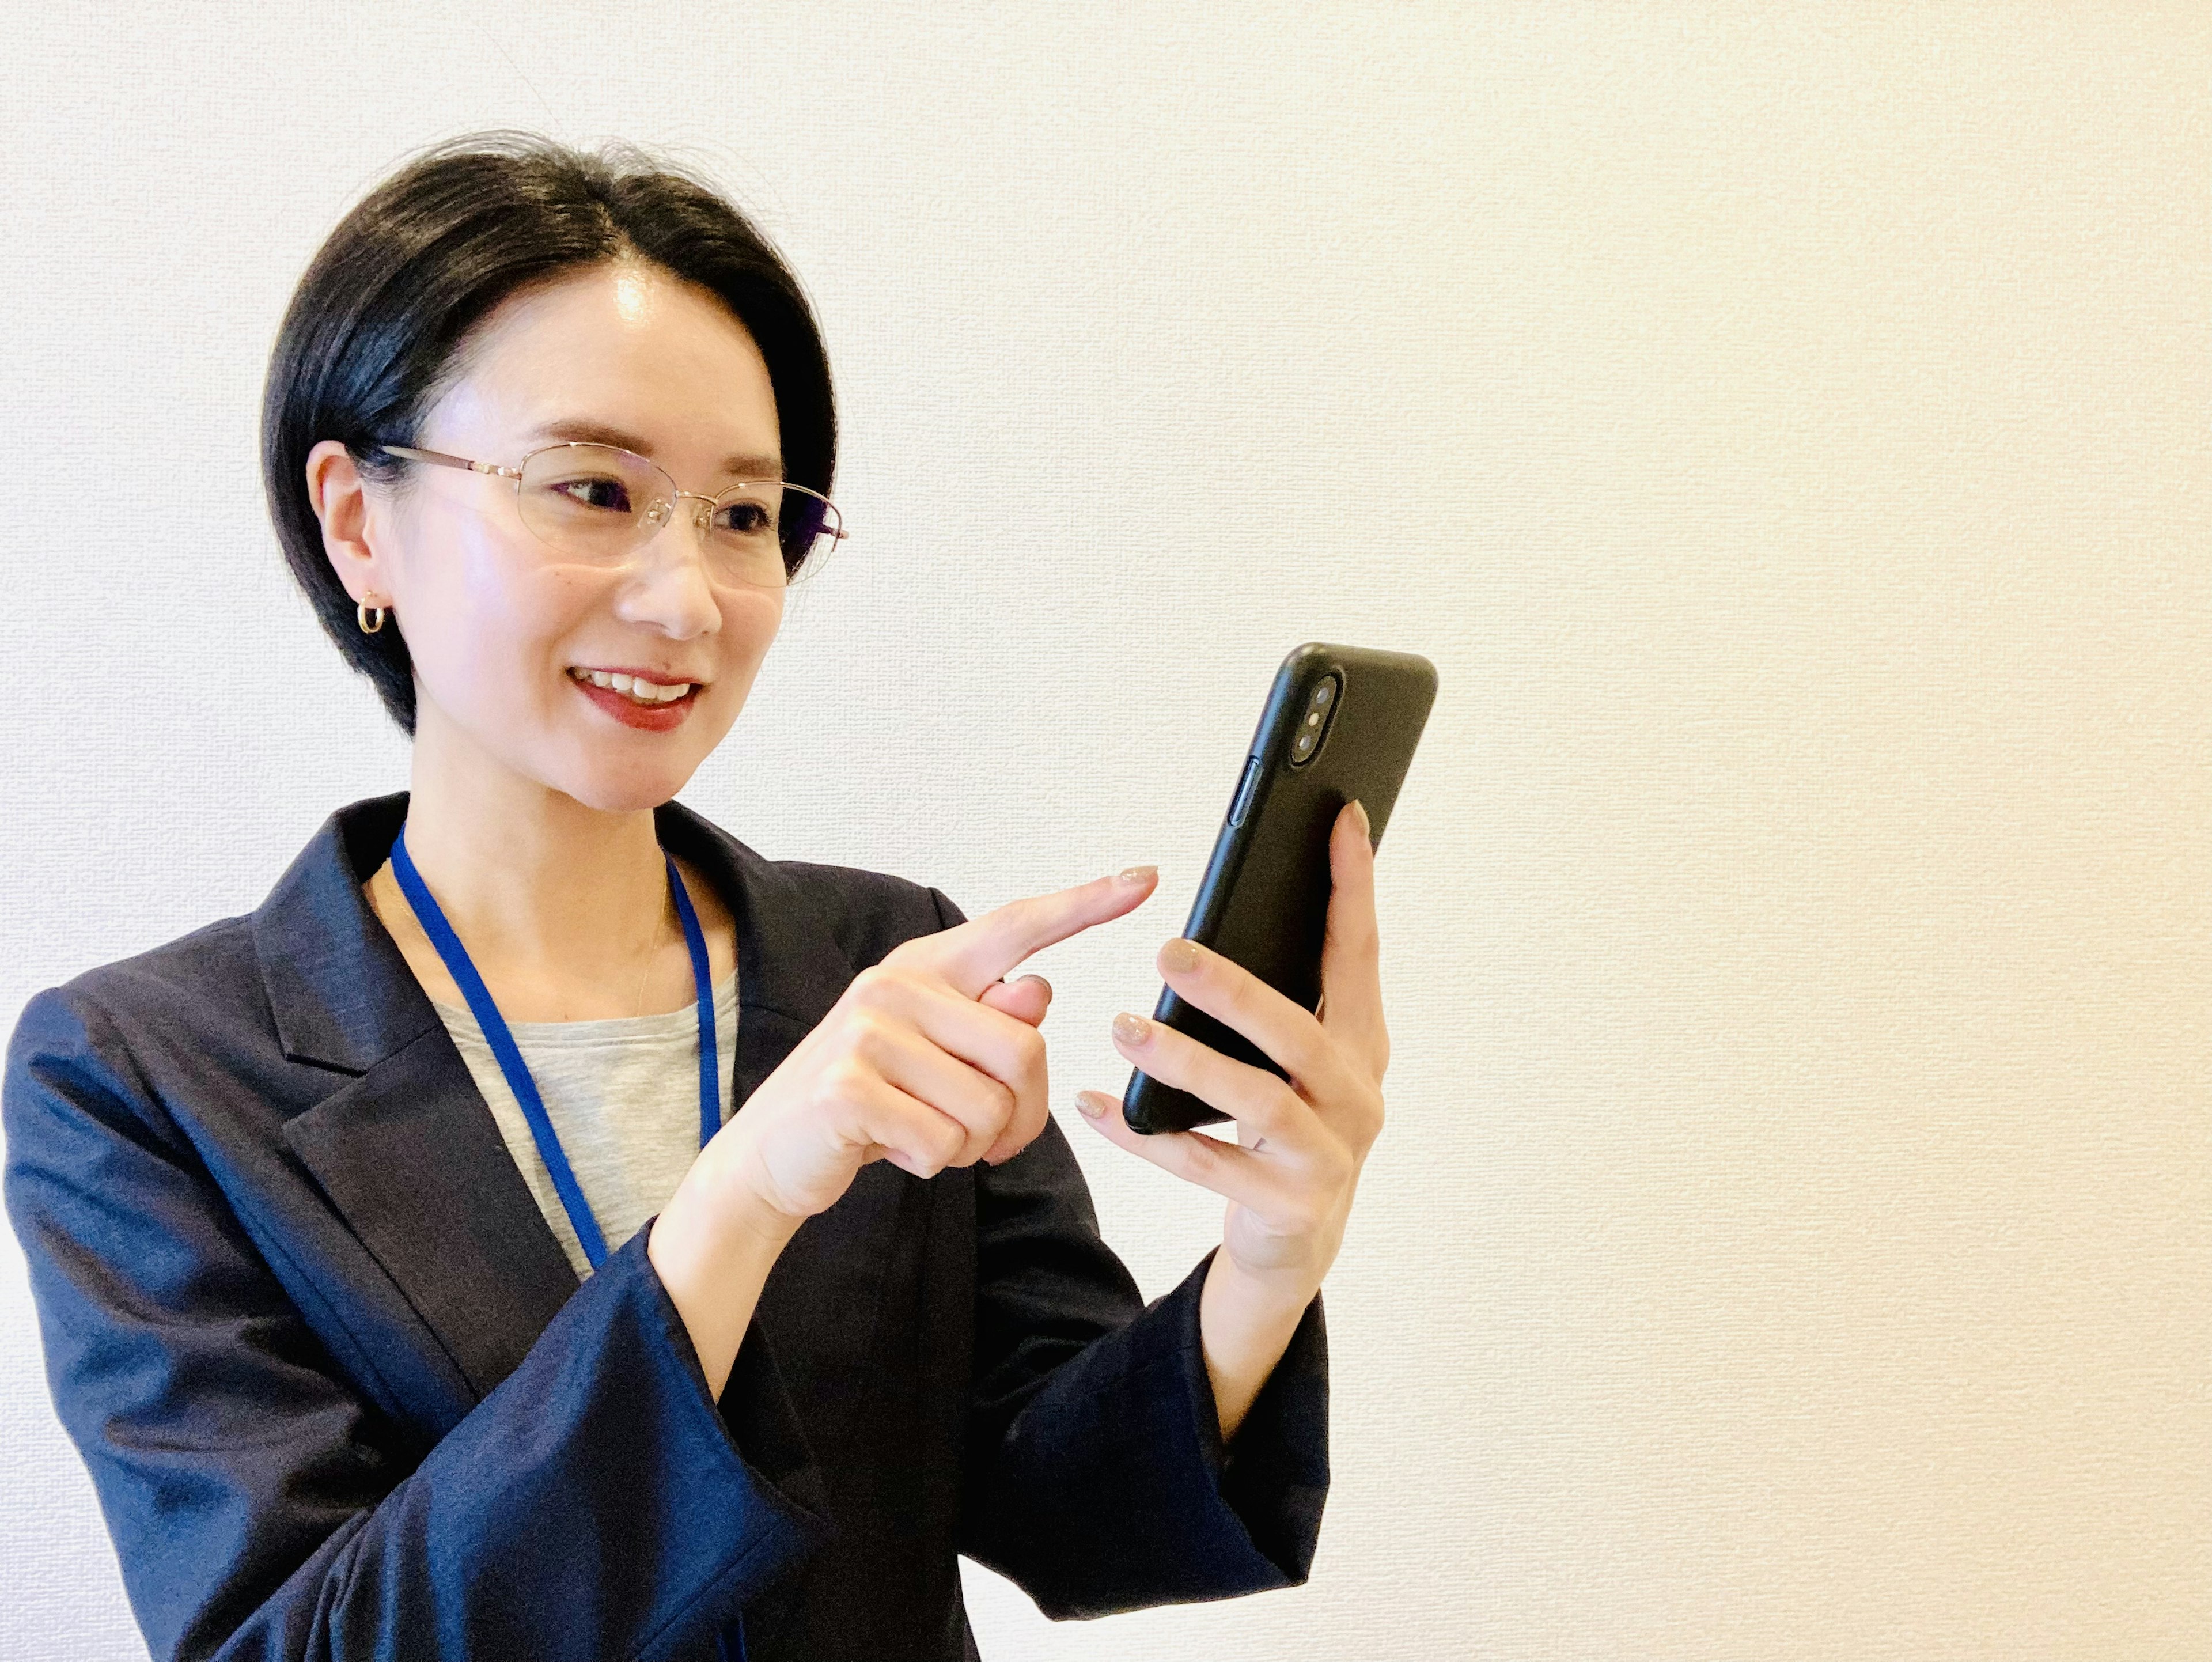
[1122,641,1438,1135]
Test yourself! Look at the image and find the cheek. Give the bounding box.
[410,526,588,703]
[732,586,784,649]
[712,589,785,689]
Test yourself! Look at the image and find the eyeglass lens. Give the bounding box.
[516,444,839,586]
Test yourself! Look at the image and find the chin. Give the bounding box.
[556,759,704,815]
[541,691,738,814]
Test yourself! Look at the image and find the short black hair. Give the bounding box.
[261,130,835,736]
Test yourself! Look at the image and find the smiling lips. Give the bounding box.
[566,665,699,706]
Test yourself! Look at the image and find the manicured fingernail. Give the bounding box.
[1077,1090,1111,1119]
[1117,864,1157,885]
[1160,937,1200,974]
[1112,1011,1152,1047]
[1351,799,1371,838]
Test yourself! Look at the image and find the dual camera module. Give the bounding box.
[1290,673,1340,767]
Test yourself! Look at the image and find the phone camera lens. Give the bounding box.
[1291,673,1340,767]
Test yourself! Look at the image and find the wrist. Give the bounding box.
[646,1168,800,1402]
[654,1158,803,1276]
[1205,1248,1319,1336]
[1198,1251,1316,1443]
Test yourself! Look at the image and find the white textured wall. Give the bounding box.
[2,5,2205,1659]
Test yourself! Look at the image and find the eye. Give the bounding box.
[717,498,775,536]
[550,474,633,513]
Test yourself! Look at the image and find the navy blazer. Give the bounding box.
[3,791,1328,1662]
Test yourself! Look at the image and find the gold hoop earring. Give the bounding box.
[357,596,388,634]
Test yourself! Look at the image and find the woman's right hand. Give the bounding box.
[650,866,1157,1396]
[677,865,1160,1244]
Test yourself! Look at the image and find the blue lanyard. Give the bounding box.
[388,822,720,1273]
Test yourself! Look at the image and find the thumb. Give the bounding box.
[978,974,1052,1027]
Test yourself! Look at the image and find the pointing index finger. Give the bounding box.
[916,866,1158,998]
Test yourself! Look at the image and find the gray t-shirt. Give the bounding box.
[431,968,740,1282]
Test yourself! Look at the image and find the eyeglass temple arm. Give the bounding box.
[373,444,520,479]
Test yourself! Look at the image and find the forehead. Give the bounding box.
[426,259,780,459]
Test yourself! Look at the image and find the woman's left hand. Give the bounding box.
[1077,798,1389,1309]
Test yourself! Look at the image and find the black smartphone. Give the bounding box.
[1122,641,1438,1135]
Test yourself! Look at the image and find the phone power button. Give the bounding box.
[1228,757,1262,827]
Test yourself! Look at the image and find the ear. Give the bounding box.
[304,439,396,607]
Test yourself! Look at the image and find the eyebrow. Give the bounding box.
[523,418,784,480]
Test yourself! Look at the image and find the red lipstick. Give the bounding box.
[568,672,701,732]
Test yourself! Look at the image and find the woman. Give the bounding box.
[2,133,1390,1662]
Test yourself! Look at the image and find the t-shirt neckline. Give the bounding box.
[429,967,739,1036]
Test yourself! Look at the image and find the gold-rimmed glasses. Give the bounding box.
[370,441,846,588]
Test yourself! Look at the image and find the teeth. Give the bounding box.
[571,667,693,704]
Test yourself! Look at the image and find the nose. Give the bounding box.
[617,494,723,636]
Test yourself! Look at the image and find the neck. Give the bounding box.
[397,711,672,979]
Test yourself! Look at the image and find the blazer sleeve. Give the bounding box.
[2,984,830,1662]
[929,889,1331,1619]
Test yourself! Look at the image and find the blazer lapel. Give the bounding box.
[255,789,858,1405]
[259,791,579,1402]
[281,1025,582,1402]
[654,796,922,1431]
[648,796,860,1112]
